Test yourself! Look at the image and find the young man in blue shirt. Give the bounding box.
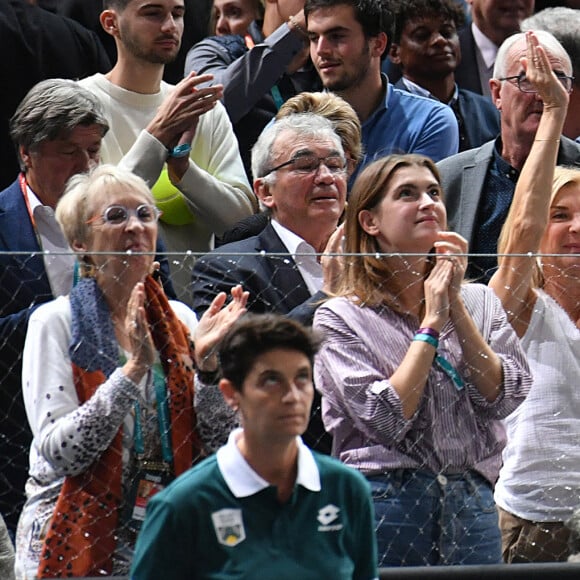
[305,0,459,183]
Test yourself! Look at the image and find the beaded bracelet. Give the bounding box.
[417,327,440,340]
[413,333,439,349]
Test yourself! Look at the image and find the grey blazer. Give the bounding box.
[436,137,580,247]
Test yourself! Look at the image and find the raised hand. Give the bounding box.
[523,30,570,112]
[321,222,345,294]
[193,285,249,371]
[146,71,224,149]
[422,256,452,332]
[433,231,468,303]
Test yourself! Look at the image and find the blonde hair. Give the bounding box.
[498,165,580,289]
[336,154,443,307]
[276,91,363,169]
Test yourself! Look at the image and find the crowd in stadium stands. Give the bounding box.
[1,0,580,577]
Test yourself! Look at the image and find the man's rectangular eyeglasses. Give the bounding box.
[86,204,162,226]
[499,72,574,93]
[264,154,348,176]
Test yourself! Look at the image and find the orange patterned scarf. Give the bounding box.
[37,275,203,577]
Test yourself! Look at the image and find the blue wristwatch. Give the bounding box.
[168,143,191,158]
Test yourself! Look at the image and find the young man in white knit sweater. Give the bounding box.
[79,0,257,302]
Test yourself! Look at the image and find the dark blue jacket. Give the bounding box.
[191,221,331,453]
[455,26,485,95]
[394,79,500,152]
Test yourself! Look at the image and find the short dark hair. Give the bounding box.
[389,0,465,45]
[218,314,321,391]
[103,0,131,9]
[304,0,394,43]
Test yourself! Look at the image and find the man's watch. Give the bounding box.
[168,143,191,158]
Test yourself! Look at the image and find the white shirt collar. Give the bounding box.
[471,22,498,70]
[270,219,322,295]
[216,428,321,498]
[24,182,43,211]
[24,181,74,297]
[270,219,315,255]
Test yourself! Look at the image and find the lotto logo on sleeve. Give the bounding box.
[317,504,343,532]
[212,508,246,547]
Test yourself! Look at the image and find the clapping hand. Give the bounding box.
[423,231,468,329]
[124,281,156,382]
[321,223,345,294]
[433,231,467,302]
[148,72,223,148]
[193,285,249,372]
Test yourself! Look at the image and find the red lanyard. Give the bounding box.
[19,172,44,248]
[19,172,37,229]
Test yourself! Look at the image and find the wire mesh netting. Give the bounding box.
[2,248,580,575]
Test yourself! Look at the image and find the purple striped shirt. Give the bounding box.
[313,283,532,485]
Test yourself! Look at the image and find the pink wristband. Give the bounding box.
[417,327,440,340]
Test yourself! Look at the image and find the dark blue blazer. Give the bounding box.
[192,222,314,319]
[456,87,500,150]
[0,179,52,533]
[0,178,175,533]
[0,180,53,335]
[455,26,484,95]
[191,221,331,453]
[394,79,500,152]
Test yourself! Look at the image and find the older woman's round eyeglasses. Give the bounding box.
[86,204,162,226]
[499,72,574,93]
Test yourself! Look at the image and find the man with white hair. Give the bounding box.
[522,7,580,142]
[192,113,347,454]
[437,29,580,283]
[455,0,534,97]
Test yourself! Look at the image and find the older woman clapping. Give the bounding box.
[15,165,247,579]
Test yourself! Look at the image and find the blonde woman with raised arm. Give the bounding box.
[489,31,580,563]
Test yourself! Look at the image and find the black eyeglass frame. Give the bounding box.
[263,153,348,177]
[498,72,575,93]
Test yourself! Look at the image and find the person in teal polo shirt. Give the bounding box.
[130,314,378,580]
